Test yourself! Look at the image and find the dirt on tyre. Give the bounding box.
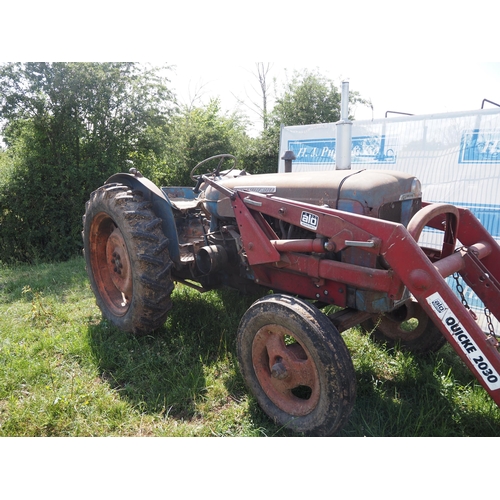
[237,294,356,436]
[82,183,174,335]
[361,299,446,354]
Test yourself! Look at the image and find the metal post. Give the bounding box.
[335,81,352,170]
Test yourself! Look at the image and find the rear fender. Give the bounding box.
[106,173,181,264]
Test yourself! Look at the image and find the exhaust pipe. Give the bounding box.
[336,81,352,170]
[281,150,296,173]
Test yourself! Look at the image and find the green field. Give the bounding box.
[1,257,499,437]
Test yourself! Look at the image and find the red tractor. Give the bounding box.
[83,153,500,436]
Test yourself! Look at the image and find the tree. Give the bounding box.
[233,63,275,133]
[250,68,370,174]
[158,99,249,187]
[270,68,366,128]
[237,128,280,175]
[0,62,176,263]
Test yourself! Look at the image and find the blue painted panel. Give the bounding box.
[287,135,396,165]
[459,129,500,164]
[351,135,397,164]
[287,139,336,164]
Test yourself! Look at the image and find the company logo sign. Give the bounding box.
[288,139,336,164]
[288,135,396,165]
[459,129,500,164]
[427,292,500,390]
[300,211,319,230]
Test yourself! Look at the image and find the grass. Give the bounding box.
[1,257,500,437]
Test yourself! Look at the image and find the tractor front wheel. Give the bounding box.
[237,294,356,436]
[361,300,446,354]
[82,183,174,335]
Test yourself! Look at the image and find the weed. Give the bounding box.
[22,285,53,326]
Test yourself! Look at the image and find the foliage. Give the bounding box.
[153,99,249,187]
[0,64,371,264]
[0,147,11,179]
[0,62,176,263]
[252,69,370,174]
[1,257,500,436]
[270,69,342,128]
[237,127,280,175]
[270,68,368,128]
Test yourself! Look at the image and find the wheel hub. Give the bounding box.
[252,324,320,416]
[271,360,288,380]
[89,210,134,316]
[105,227,133,305]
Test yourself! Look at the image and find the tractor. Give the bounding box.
[82,151,500,436]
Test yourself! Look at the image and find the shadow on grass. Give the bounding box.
[86,285,500,436]
[341,344,500,437]
[86,286,260,422]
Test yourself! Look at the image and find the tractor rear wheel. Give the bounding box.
[237,294,356,436]
[82,183,174,335]
[361,300,446,354]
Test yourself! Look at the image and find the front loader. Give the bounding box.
[82,152,500,436]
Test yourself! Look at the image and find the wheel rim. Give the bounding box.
[377,302,430,342]
[252,324,320,416]
[89,212,133,316]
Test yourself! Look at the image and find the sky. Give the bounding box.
[169,62,500,135]
[3,3,499,139]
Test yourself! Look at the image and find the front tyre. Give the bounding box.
[237,294,356,436]
[82,183,174,335]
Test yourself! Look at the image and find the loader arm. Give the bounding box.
[227,188,500,406]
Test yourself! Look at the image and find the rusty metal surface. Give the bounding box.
[228,187,500,408]
[252,324,320,416]
[89,212,132,317]
[327,308,373,333]
[175,214,208,263]
[204,169,419,219]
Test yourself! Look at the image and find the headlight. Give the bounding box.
[400,177,422,200]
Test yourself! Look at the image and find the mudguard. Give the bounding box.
[106,173,181,264]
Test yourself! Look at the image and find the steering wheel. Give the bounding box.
[190,154,238,182]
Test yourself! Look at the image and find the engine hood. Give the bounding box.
[202,169,421,220]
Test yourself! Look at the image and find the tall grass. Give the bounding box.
[1,257,499,436]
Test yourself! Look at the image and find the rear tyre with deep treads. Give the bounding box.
[82,183,174,335]
[237,294,356,436]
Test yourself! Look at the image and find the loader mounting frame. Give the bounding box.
[204,175,500,406]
